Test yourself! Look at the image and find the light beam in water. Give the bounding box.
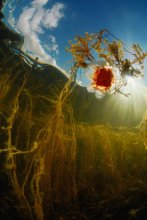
[104,77,147,123]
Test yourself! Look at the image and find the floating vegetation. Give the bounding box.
[67,29,147,98]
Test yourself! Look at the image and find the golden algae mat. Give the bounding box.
[0,48,147,220]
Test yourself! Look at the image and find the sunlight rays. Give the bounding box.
[104,77,147,123]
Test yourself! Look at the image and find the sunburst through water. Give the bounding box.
[104,76,147,124]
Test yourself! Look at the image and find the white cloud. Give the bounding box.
[30,8,45,33]
[43,3,64,29]
[8,0,65,65]
[48,35,59,54]
[17,7,36,34]
[23,34,56,64]
[43,35,59,55]
[49,35,56,43]
[32,0,48,8]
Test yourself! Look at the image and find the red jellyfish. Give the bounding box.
[92,66,115,92]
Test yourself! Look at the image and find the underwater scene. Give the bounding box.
[1,0,147,219]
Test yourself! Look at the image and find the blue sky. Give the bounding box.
[3,0,147,71]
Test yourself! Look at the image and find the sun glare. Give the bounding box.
[104,77,147,123]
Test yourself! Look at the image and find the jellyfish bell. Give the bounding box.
[92,65,115,92]
[87,84,105,99]
[85,60,119,98]
[87,85,95,93]
[84,58,143,98]
[86,60,110,79]
[95,90,105,99]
